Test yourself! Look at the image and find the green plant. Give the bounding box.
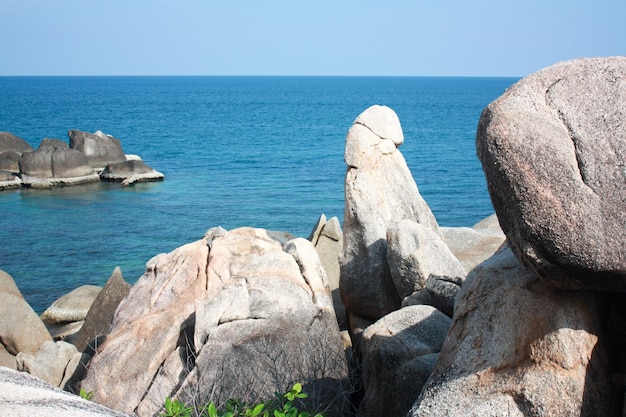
[162,397,193,417]
[79,388,94,401]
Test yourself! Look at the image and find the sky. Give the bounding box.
[1,0,625,77]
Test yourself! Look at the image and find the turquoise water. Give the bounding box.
[0,76,517,312]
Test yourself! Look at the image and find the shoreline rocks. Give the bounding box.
[0,129,164,190]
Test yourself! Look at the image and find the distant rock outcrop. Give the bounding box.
[477,56,626,291]
[69,130,127,170]
[18,145,99,187]
[0,131,33,155]
[99,159,164,185]
[340,105,440,321]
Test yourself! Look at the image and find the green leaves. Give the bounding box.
[162,383,323,417]
[79,388,94,401]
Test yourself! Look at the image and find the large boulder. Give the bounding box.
[341,105,440,320]
[82,228,349,417]
[410,248,620,417]
[99,159,164,185]
[68,130,126,170]
[72,267,132,353]
[358,305,451,417]
[387,219,466,307]
[476,57,626,290]
[16,340,78,388]
[0,270,53,363]
[0,367,131,417]
[41,285,102,325]
[18,145,98,186]
[0,151,21,172]
[0,131,33,155]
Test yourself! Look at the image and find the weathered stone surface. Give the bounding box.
[72,267,132,353]
[0,131,33,155]
[82,228,348,417]
[0,169,21,188]
[16,340,78,387]
[68,130,126,169]
[0,270,52,357]
[359,305,451,417]
[441,214,506,273]
[100,159,164,184]
[0,151,21,172]
[0,367,131,417]
[18,145,98,186]
[47,320,84,342]
[40,285,102,325]
[341,105,440,320]
[39,138,69,149]
[476,57,626,290]
[402,275,464,318]
[310,214,345,327]
[0,344,17,369]
[410,248,619,417]
[387,220,465,302]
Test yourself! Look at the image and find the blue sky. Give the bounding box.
[1,0,624,77]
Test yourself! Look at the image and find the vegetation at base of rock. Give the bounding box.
[79,387,94,400]
[161,383,324,417]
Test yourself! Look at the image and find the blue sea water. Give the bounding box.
[0,76,517,313]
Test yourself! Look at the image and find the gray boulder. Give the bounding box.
[69,130,126,170]
[99,159,164,185]
[0,270,52,360]
[0,367,131,417]
[440,213,506,273]
[359,305,451,417]
[476,57,626,290]
[39,138,69,149]
[82,228,349,417]
[410,247,620,417]
[0,131,33,155]
[18,146,98,187]
[40,285,102,325]
[16,340,78,388]
[341,105,440,320]
[72,266,132,353]
[309,214,345,327]
[0,151,21,172]
[387,219,466,304]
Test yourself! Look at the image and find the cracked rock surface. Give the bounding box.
[476,57,626,290]
[81,227,348,417]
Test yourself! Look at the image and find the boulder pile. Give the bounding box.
[0,56,624,417]
[0,129,163,189]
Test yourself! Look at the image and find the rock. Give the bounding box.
[0,169,21,189]
[0,270,52,357]
[402,275,464,318]
[16,340,78,387]
[359,305,451,417]
[0,344,17,369]
[0,151,21,172]
[41,285,102,325]
[39,138,69,149]
[0,367,131,417]
[310,214,345,327]
[47,321,85,342]
[0,131,33,155]
[82,228,349,417]
[18,146,99,186]
[341,105,440,320]
[72,267,132,353]
[99,159,164,184]
[68,129,126,170]
[476,57,626,290]
[387,220,465,301]
[410,247,620,417]
[440,218,506,273]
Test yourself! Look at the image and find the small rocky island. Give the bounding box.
[0,57,625,417]
[0,129,164,189]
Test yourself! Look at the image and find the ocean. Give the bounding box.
[0,76,517,313]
